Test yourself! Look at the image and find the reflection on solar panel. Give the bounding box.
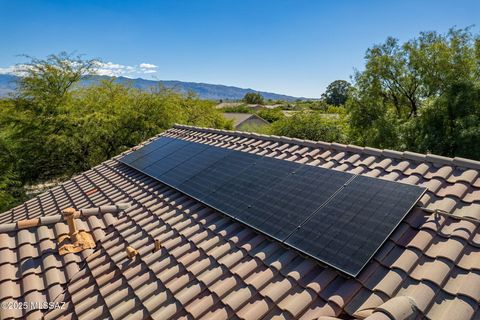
[121,137,426,276]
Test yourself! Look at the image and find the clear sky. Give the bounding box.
[0,0,478,98]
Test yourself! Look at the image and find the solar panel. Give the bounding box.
[179,150,257,200]
[284,175,425,276]
[120,136,426,277]
[121,136,176,164]
[128,138,191,170]
[234,164,351,241]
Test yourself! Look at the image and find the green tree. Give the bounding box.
[243,92,264,104]
[348,27,480,154]
[322,80,352,106]
[405,81,480,159]
[16,52,98,110]
[5,53,99,182]
[222,105,253,113]
[270,112,347,142]
[0,129,25,211]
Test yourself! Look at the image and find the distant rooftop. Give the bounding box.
[222,113,270,130]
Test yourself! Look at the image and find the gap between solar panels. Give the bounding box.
[120,136,426,277]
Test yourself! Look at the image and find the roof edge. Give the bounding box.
[172,124,480,171]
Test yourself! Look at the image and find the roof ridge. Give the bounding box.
[172,124,480,171]
[0,204,130,233]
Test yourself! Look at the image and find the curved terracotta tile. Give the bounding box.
[437,182,470,199]
[372,269,406,297]
[444,268,480,301]
[221,285,255,311]
[244,265,275,290]
[236,295,273,320]
[383,247,421,273]
[371,158,393,170]
[343,288,387,316]
[448,169,479,184]
[404,163,431,176]
[396,279,438,312]
[421,178,445,193]
[426,237,465,262]
[21,273,45,295]
[278,286,317,317]
[299,300,340,320]
[439,219,477,241]
[410,257,453,286]
[184,291,218,319]
[0,248,17,264]
[260,275,295,303]
[425,165,455,180]
[464,188,480,203]
[386,160,411,174]
[454,203,480,220]
[426,291,476,320]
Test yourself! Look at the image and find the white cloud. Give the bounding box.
[0,66,19,75]
[139,63,158,69]
[95,61,158,77]
[94,61,136,77]
[0,61,159,78]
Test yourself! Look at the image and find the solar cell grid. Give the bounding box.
[178,150,257,200]
[121,136,176,164]
[129,138,191,170]
[160,145,232,186]
[237,165,351,240]
[285,174,425,275]
[120,136,426,277]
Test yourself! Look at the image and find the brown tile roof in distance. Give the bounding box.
[0,124,479,320]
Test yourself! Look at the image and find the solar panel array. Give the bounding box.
[121,136,426,276]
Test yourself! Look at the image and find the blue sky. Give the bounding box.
[0,0,478,98]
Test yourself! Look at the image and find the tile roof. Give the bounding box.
[0,124,479,320]
[222,113,270,128]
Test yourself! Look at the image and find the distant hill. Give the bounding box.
[0,74,18,97]
[0,74,307,101]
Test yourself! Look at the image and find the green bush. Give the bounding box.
[270,112,347,143]
[257,108,285,123]
[222,105,253,113]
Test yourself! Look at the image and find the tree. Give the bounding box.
[322,80,351,106]
[16,52,98,110]
[347,27,480,153]
[0,131,25,211]
[5,53,99,182]
[405,81,480,159]
[270,112,347,143]
[243,92,264,104]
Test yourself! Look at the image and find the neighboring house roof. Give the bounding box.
[1,124,480,320]
[222,113,270,128]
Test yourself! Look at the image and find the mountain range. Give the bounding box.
[0,74,305,101]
